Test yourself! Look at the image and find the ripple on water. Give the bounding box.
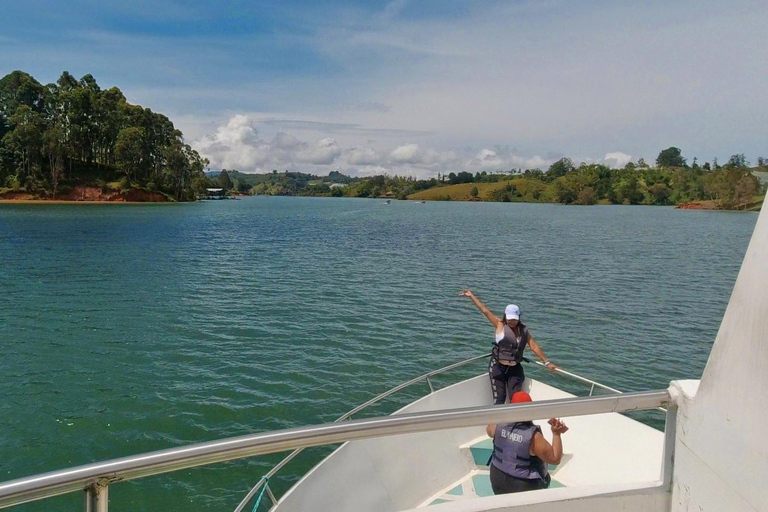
[0,199,757,511]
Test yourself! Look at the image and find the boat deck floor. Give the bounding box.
[422,470,565,506]
[420,437,565,507]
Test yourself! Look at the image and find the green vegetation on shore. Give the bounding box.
[0,71,208,201]
[410,156,765,209]
[6,67,758,210]
[216,150,766,210]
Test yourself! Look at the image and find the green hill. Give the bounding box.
[408,182,509,201]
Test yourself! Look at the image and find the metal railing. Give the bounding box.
[0,390,671,511]
[529,360,623,396]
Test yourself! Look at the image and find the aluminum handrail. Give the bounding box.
[339,353,491,421]
[530,361,623,395]
[236,355,634,511]
[0,390,670,510]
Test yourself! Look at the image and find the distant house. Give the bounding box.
[205,188,227,200]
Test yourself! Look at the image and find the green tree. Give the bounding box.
[115,126,145,181]
[613,174,643,204]
[703,168,754,209]
[726,154,749,168]
[734,174,758,208]
[646,182,671,205]
[2,105,44,178]
[552,176,578,204]
[574,186,597,205]
[470,186,479,198]
[546,158,574,182]
[42,124,66,197]
[656,147,686,168]
[217,169,234,190]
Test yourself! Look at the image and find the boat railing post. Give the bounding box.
[661,403,678,489]
[265,485,277,506]
[589,383,595,396]
[426,376,435,394]
[84,480,108,512]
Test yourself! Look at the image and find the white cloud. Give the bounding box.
[272,132,302,150]
[603,152,633,169]
[389,143,423,164]
[474,149,504,169]
[194,116,345,170]
[190,116,645,177]
[345,147,380,165]
[469,149,553,171]
[296,137,342,165]
[193,115,270,170]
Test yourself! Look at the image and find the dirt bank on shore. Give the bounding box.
[676,197,763,211]
[0,186,170,203]
[676,200,720,210]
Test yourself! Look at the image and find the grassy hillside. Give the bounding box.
[408,181,511,201]
[407,177,552,202]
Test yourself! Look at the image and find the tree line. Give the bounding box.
[217,147,765,209]
[0,70,208,200]
[512,150,764,208]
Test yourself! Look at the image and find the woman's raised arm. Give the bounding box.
[460,289,500,327]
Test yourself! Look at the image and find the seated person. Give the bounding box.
[486,391,569,494]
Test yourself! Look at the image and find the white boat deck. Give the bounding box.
[421,469,496,506]
[419,436,568,507]
[273,374,664,512]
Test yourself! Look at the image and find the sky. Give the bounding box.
[1,0,766,177]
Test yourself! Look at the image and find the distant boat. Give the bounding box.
[384,199,391,204]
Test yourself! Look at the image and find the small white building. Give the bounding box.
[205,188,226,199]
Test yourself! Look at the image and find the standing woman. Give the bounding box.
[460,289,557,405]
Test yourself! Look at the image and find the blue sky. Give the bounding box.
[2,0,766,176]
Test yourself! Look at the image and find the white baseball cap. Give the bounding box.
[504,304,520,320]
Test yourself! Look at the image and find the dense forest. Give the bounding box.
[0,70,208,201]
[215,148,766,210]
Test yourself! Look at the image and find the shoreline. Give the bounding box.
[0,185,173,204]
[0,199,178,205]
[0,195,760,211]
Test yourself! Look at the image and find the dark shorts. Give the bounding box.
[490,464,548,494]
[488,358,525,405]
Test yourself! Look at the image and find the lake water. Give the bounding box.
[0,197,758,511]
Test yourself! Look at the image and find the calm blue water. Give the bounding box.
[0,198,758,510]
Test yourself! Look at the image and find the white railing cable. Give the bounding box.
[0,390,669,510]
